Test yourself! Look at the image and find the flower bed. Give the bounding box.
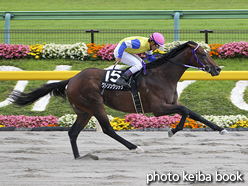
[218,41,248,59]
[97,43,118,61]
[57,114,113,129]
[0,41,221,61]
[0,43,30,60]
[41,42,88,60]
[208,43,223,57]
[86,43,105,60]
[0,115,57,128]
[125,113,181,129]
[110,117,133,131]
[28,43,44,59]
[1,114,248,131]
[164,41,211,53]
[202,115,248,128]
[1,41,248,61]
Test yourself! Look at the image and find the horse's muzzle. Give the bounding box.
[209,66,221,76]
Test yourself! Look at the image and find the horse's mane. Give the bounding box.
[146,41,198,69]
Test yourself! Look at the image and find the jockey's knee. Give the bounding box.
[130,63,143,73]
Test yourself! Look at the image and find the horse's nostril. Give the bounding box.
[216,67,221,73]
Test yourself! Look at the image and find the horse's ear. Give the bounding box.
[188,43,195,49]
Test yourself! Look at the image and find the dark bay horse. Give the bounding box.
[10,41,228,159]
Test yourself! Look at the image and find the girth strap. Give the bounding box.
[130,79,144,114]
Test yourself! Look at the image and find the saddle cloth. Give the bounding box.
[101,69,142,91]
[101,69,144,113]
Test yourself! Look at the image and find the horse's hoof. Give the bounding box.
[168,128,174,138]
[134,146,144,154]
[220,129,229,135]
[77,153,99,160]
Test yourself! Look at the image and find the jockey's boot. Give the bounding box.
[116,72,131,88]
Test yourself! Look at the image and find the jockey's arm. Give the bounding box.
[145,50,156,62]
[117,39,141,58]
[117,38,157,63]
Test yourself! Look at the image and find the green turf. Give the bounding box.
[1,58,248,118]
[1,0,248,30]
[1,0,248,118]
[2,0,247,11]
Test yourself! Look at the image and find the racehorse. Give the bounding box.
[10,41,228,159]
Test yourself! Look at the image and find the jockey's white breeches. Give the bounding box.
[114,44,143,74]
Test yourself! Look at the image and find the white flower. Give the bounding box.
[58,114,114,129]
[58,114,77,127]
[203,115,248,128]
[41,42,88,60]
[164,41,211,53]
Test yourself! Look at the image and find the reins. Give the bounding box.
[164,45,211,73]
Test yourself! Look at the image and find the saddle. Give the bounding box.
[101,68,144,113]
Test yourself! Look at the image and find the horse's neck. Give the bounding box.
[157,58,188,83]
[145,48,191,85]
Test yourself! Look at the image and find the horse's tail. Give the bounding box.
[10,79,70,106]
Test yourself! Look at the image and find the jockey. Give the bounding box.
[114,32,165,87]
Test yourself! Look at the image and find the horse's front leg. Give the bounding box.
[152,104,190,137]
[167,106,189,137]
[188,110,228,135]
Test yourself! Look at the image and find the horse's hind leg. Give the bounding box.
[188,110,228,134]
[93,106,143,153]
[68,110,92,159]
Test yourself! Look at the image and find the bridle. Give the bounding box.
[142,44,211,75]
[165,44,211,73]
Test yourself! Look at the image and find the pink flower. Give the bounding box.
[218,41,248,59]
[0,44,30,60]
[97,43,118,61]
[125,113,181,129]
[0,115,58,128]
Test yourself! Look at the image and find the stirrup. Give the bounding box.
[116,77,131,88]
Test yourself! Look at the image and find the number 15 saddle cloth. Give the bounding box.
[101,68,144,114]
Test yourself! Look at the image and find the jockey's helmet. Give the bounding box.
[149,32,165,47]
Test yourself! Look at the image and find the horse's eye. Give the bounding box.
[196,51,206,57]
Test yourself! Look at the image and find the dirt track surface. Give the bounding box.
[0,131,247,186]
